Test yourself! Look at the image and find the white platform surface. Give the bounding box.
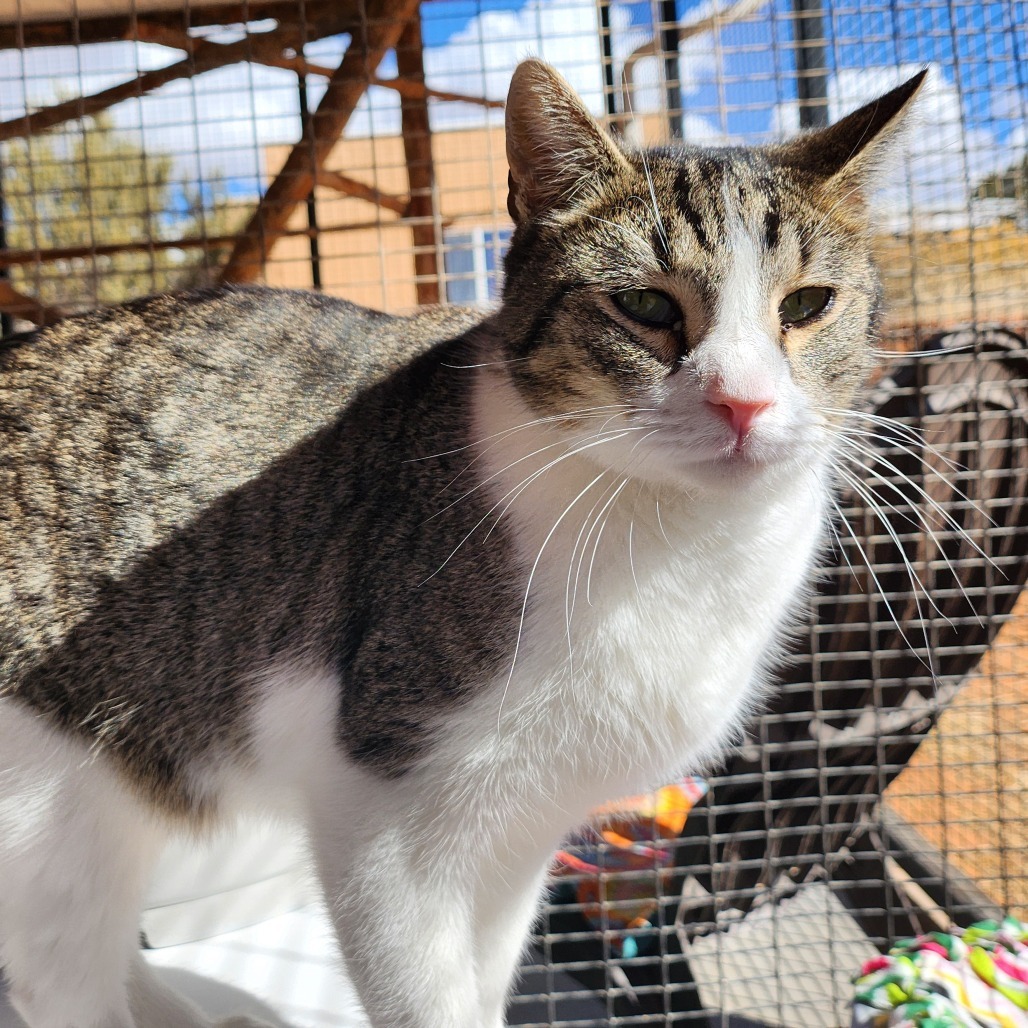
[147,901,369,1027]
[1,901,369,1028]
[1,819,370,1028]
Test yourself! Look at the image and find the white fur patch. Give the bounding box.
[448,364,827,824]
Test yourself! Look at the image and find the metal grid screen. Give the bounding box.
[1,1,1026,1025]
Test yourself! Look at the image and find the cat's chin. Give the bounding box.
[660,446,819,497]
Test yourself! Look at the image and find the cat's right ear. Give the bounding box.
[505,59,630,224]
[768,69,927,223]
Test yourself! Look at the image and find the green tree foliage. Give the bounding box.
[2,113,247,313]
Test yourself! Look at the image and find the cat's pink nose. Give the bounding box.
[706,385,774,440]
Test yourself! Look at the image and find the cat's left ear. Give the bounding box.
[505,59,631,224]
[770,69,928,219]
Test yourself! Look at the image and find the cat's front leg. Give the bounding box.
[307,797,482,1028]
[473,863,551,1028]
[0,701,162,1028]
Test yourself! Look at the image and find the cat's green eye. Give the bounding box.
[780,286,834,327]
[612,289,682,330]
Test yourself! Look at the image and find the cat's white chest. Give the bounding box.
[434,369,829,831]
[500,483,821,797]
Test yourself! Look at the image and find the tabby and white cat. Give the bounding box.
[0,59,924,1027]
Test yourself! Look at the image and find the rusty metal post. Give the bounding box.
[396,10,441,306]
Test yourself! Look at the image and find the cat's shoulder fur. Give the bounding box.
[1,285,516,809]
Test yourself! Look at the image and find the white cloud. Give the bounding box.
[0,0,736,190]
[766,63,1021,227]
[768,99,800,138]
[988,85,1026,123]
[0,36,306,185]
[0,40,175,119]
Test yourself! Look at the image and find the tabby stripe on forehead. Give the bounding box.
[674,169,711,251]
[798,231,814,269]
[649,223,671,266]
[764,207,781,251]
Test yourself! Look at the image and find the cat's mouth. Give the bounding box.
[697,431,818,481]
[725,432,784,464]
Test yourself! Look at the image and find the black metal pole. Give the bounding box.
[793,0,829,129]
[660,0,682,138]
[297,73,322,290]
[599,0,618,120]
[0,151,12,337]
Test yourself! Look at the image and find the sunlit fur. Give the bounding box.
[0,60,928,1028]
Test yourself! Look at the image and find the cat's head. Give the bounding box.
[499,59,925,492]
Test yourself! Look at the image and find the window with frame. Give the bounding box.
[443,227,512,305]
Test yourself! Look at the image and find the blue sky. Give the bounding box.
[404,0,1026,150]
[0,0,1024,220]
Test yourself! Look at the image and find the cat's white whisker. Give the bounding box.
[439,357,532,369]
[585,478,630,607]
[569,428,660,624]
[620,70,670,269]
[816,478,861,587]
[801,454,859,583]
[837,424,966,481]
[825,491,937,678]
[834,472,995,625]
[421,428,642,584]
[564,470,617,670]
[823,405,963,470]
[425,415,644,524]
[870,344,976,359]
[433,405,656,503]
[496,465,612,732]
[832,440,988,623]
[833,434,999,567]
[568,471,629,639]
[628,515,640,592]
[425,436,576,523]
[828,458,956,629]
[582,213,657,257]
[654,493,673,550]
[406,403,638,464]
[833,435,959,536]
[822,405,966,476]
[624,470,649,596]
[478,429,648,553]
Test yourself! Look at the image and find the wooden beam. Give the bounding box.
[372,76,505,110]
[0,281,63,326]
[395,13,440,306]
[0,220,429,268]
[134,22,339,79]
[0,1,354,50]
[220,0,423,284]
[315,169,409,216]
[0,235,245,266]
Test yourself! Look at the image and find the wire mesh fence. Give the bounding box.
[1,0,1026,1025]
